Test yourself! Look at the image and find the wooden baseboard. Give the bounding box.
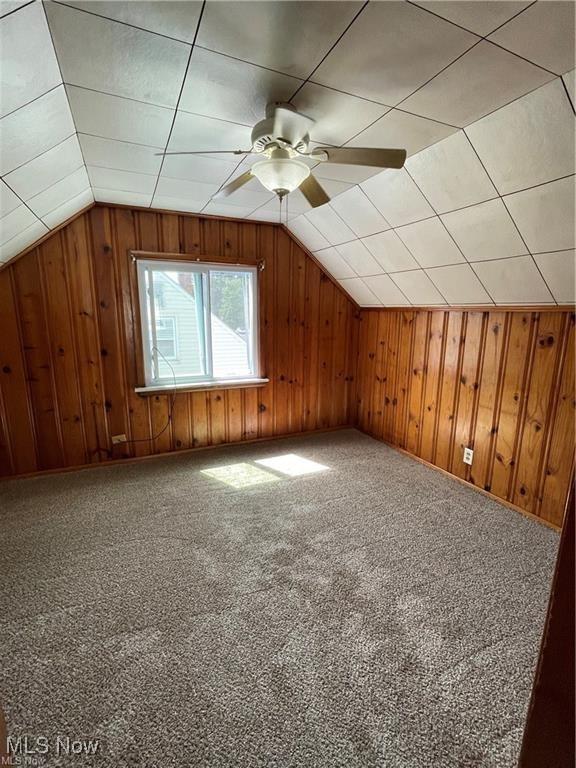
[0,425,353,482]
[362,432,561,532]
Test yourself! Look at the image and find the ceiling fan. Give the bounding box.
[158,103,407,208]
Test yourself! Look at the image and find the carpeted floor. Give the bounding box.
[0,429,559,768]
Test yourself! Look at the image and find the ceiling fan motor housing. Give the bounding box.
[251,103,311,154]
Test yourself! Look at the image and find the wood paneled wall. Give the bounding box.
[356,309,575,528]
[0,205,357,477]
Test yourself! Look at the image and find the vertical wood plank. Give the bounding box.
[470,312,507,491]
[513,313,566,513]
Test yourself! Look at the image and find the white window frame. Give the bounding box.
[136,258,260,389]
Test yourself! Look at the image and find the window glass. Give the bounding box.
[137,260,258,387]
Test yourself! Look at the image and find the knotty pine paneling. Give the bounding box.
[0,205,357,477]
[356,309,575,528]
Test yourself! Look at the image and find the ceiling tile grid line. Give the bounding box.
[408,0,538,39]
[40,0,94,224]
[459,128,561,305]
[52,0,198,47]
[285,0,370,103]
[148,1,206,208]
[0,0,35,20]
[395,161,502,305]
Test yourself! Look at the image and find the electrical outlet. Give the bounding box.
[112,434,127,445]
[463,447,474,465]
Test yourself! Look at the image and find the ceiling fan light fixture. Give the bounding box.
[251,158,310,196]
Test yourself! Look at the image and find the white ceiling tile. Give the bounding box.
[0,86,75,175]
[5,135,84,201]
[216,187,272,210]
[292,82,390,145]
[313,247,356,279]
[168,111,252,157]
[63,1,203,43]
[533,250,576,304]
[286,215,330,252]
[42,187,93,229]
[161,153,239,187]
[0,203,38,245]
[197,1,362,79]
[45,1,190,108]
[489,1,575,76]
[347,108,458,157]
[0,1,33,18]
[67,85,173,147]
[426,263,492,304]
[161,172,222,203]
[28,167,90,217]
[395,217,465,268]
[412,1,531,36]
[313,162,380,185]
[329,187,389,238]
[504,176,575,253]
[362,230,420,273]
[93,187,152,207]
[338,277,380,306]
[202,202,254,218]
[0,1,61,117]
[362,274,410,305]
[465,78,575,195]
[248,209,282,223]
[406,131,497,214]
[313,1,477,105]
[151,195,206,214]
[563,70,575,108]
[88,166,156,196]
[389,269,446,305]
[0,179,21,217]
[472,255,555,304]
[335,239,382,277]
[0,220,48,263]
[441,198,527,262]
[80,134,161,176]
[180,47,301,127]
[360,168,434,227]
[402,41,554,128]
[305,205,355,246]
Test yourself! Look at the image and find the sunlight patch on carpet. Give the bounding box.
[201,463,280,488]
[255,453,330,477]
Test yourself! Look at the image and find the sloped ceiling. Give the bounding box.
[0,0,574,307]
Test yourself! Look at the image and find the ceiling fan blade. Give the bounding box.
[272,105,314,148]
[155,149,251,157]
[313,147,407,169]
[299,174,330,208]
[214,171,254,199]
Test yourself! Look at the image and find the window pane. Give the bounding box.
[209,270,254,378]
[148,269,206,381]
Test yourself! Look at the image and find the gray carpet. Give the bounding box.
[0,429,558,768]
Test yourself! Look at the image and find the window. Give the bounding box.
[137,259,259,388]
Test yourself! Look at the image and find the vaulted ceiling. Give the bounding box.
[1,0,574,306]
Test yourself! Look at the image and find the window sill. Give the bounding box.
[135,378,269,396]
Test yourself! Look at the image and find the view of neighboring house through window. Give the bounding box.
[137,259,258,387]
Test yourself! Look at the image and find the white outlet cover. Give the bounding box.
[463,447,474,465]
